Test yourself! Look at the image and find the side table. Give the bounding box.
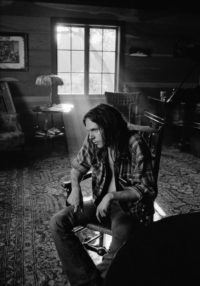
[32,103,74,150]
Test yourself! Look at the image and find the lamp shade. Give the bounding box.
[35,74,63,86]
[35,74,63,106]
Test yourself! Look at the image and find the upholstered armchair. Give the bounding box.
[0,112,25,151]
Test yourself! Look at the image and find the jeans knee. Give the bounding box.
[50,207,74,234]
[111,214,134,241]
[50,213,60,233]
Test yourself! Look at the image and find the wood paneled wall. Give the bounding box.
[1,1,200,147]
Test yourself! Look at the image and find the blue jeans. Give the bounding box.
[50,200,139,286]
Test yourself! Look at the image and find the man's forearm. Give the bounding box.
[71,168,82,190]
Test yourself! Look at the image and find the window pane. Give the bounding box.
[72,51,84,72]
[103,29,116,51]
[57,26,70,33]
[57,27,70,49]
[90,28,102,51]
[57,51,71,72]
[103,52,115,73]
[57,73,71,94]
[56,24,118,95]
[89,51,102,73]
[72,73,84,94]
[89,74,101,94]
[72,27,84,50]
[102,74,115,94]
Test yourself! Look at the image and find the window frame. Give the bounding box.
[51,18,124,98]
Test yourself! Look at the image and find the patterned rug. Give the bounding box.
[157,148,200,216]
[0,144,200,286]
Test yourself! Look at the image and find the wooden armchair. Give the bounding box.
[105,91,140,123]
[0,78,25,152]
[0,112,25,152]
[62,111,165,256]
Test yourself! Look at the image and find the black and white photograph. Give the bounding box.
[0,1,200,286]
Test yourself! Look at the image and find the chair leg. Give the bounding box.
[74,227,108,256]
[99,233,104,247]
[84,242,107,256]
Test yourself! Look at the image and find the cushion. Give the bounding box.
[0,113,17,133]
[0,112,24,150]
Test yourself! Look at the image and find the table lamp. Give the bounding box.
[35,74,63,106]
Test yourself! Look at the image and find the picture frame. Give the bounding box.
[0,33,28,71]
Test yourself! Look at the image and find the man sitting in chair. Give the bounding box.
[50,103,157,286]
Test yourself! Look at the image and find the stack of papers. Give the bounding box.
[47,127,64,137]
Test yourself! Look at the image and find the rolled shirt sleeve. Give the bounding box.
[128,134,157,200]
[119,134,157,218]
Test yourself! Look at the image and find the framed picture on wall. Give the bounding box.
[0,33,28,71]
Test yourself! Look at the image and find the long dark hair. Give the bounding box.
[83,103,129,152]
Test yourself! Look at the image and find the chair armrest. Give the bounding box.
[128,123,156,133]
[61,170,92,195]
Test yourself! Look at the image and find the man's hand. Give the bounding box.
[96,193,113,222]
[67,187,83,213]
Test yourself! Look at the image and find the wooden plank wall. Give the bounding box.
[0,1,200,147]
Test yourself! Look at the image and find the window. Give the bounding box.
[55,23,120,96]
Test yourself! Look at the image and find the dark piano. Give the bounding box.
[148,86,200,154]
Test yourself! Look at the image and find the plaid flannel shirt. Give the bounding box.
[72,131,157,223]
